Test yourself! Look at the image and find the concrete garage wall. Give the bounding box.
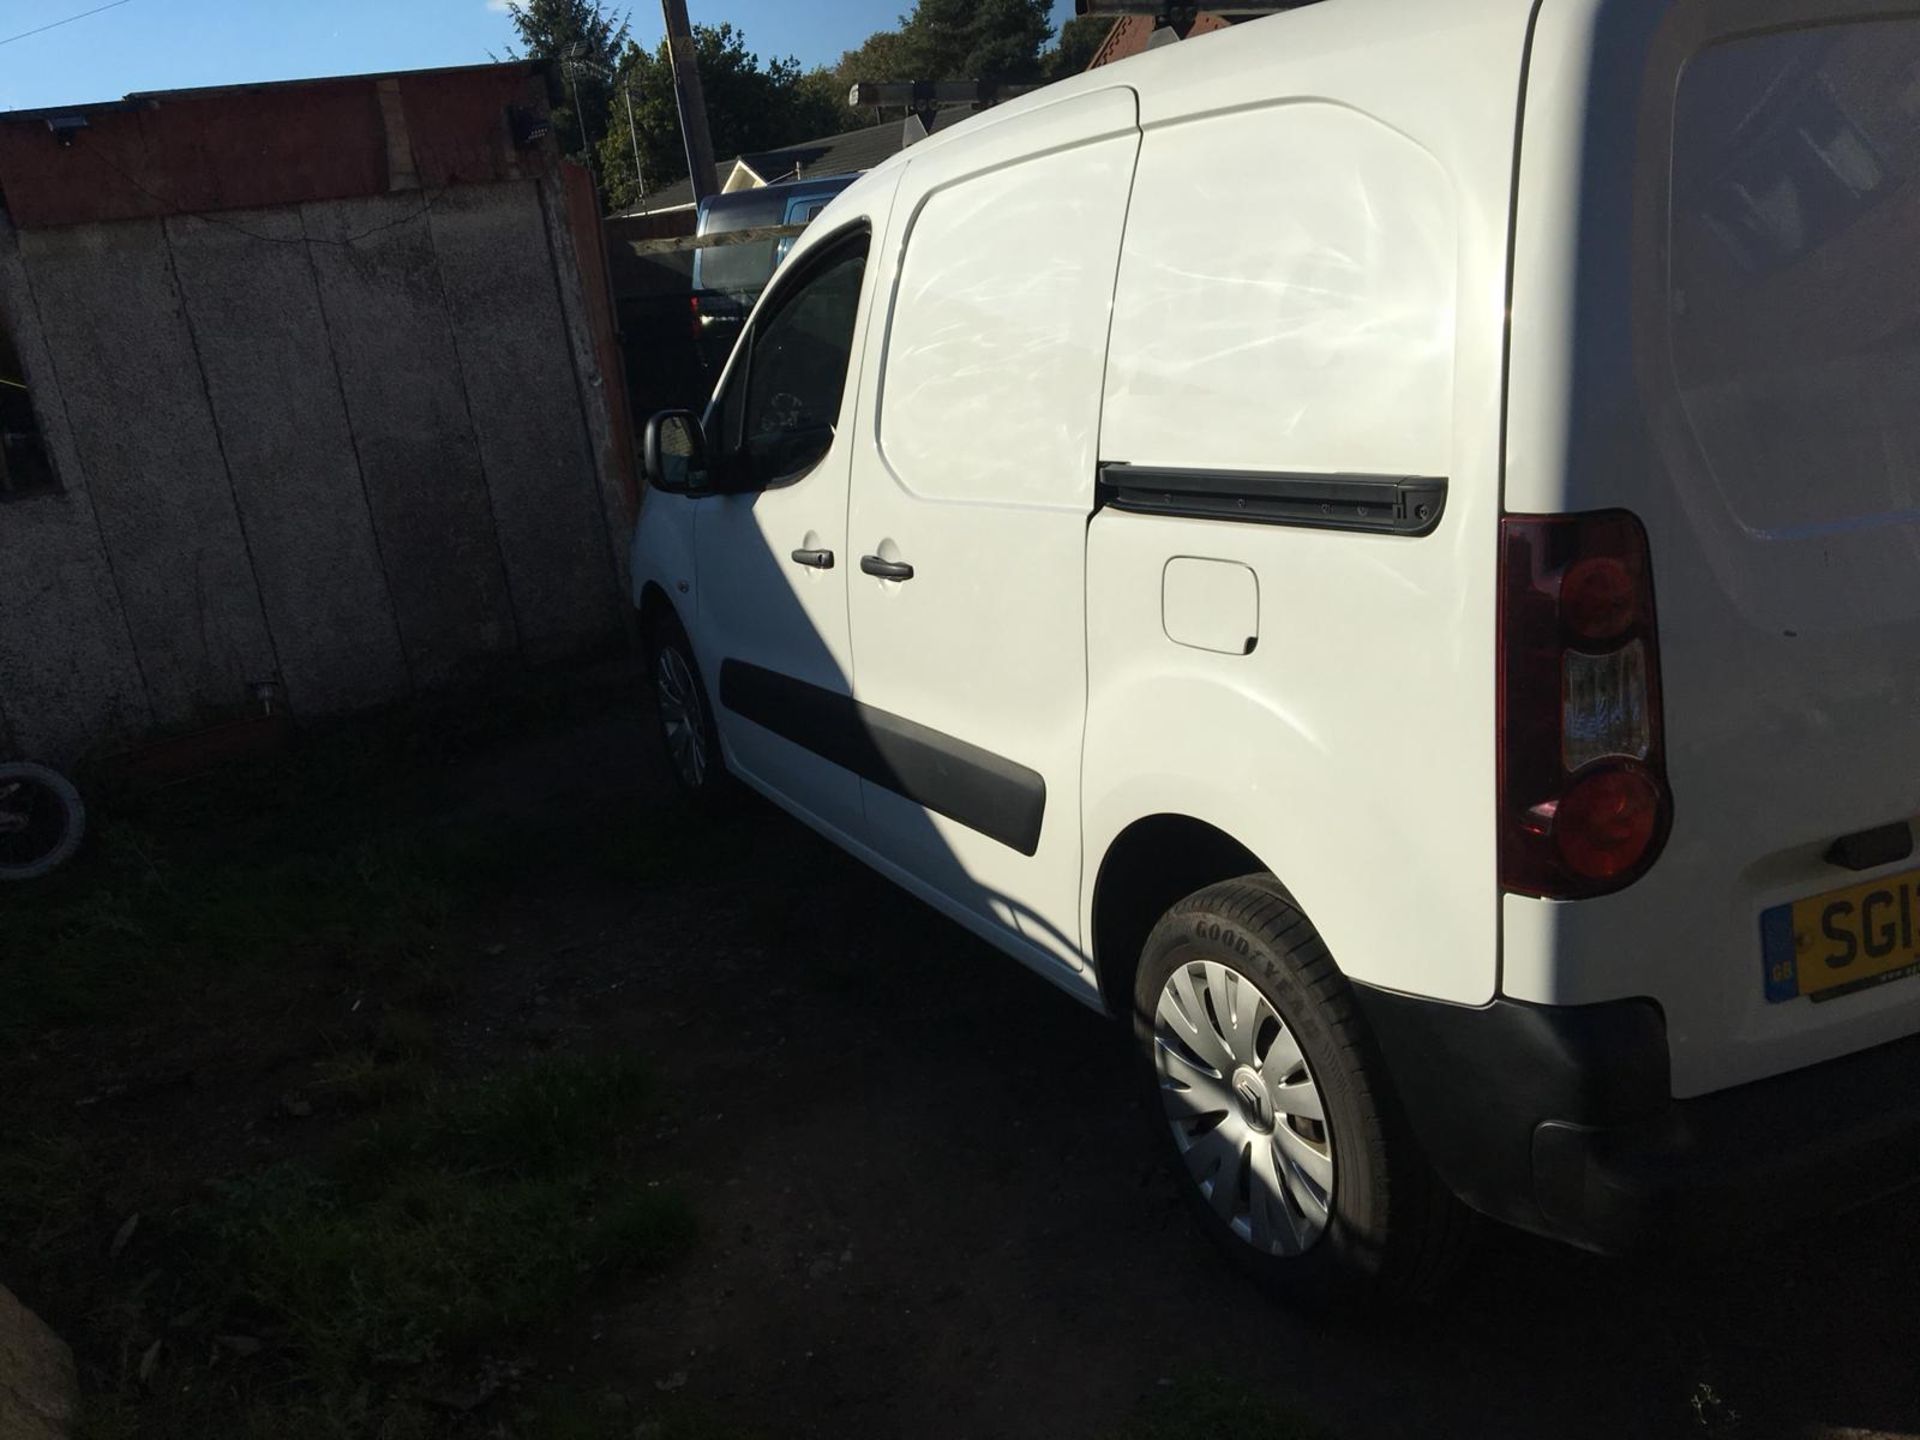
[0,73,631,765]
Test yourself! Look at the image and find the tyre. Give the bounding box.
[643,613,731,805]
[0,761,87,882]
[1132,874,1469,1306]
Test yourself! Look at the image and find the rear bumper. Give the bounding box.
[1352,985,1920,1255]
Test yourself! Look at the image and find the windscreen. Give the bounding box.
[1669,20,1920,535]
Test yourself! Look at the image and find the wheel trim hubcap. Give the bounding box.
[1153,959,1336,1257]
[654,646,707,788]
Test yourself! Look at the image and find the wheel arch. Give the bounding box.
[637,580,678,636]
[1090,812,1269,1023]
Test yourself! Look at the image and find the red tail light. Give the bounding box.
[689,295,703,341]
[1499,511,1672,898]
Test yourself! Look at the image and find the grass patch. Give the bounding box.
[1123,1374,1327,1440]
[308,1048,437,1112]
[0,1133,109,1258]
[69,1052,691,1438]
[3,820,515,1038]
[5,664,707,1436]
[7,664,634,1042]
[513,1391,763,1440]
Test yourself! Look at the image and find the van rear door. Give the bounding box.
[1504,4,1920,1098]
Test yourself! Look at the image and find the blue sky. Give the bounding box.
[0,0,1080,113]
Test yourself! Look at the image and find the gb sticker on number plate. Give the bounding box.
[1762,868,1920,1004]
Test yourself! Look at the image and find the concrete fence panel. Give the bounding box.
[20,220,276,729]
[303,193,518,689]
[0,65,632,765]
[165,208,410,716]
[430,180,619,662]
[0,222,150,760]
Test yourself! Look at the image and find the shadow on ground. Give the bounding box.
[3,673,1913,1440]
[467,692,1920,1440]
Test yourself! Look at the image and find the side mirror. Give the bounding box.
[642,410,709,494]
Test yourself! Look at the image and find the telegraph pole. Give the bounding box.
[661,0,717,203]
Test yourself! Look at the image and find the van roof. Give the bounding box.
[828,0,1539,212]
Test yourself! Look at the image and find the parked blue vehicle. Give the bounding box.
[690,174,859,373]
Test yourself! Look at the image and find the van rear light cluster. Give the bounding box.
[689,295,703,340]
[1499,511,1672,898]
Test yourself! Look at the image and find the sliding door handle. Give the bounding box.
[789,547,834,569]
[860,554,914,581]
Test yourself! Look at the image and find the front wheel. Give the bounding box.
[1132,875,1469,1306]
[644,614,732,806]
[0,762,87,882]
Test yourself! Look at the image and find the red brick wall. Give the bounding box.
[0,65,552,231]
[1087,12,1234,68]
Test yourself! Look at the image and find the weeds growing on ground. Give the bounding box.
[37,1052,691,1439]
[1123,1373,1327,1440]
[3,673,700,1438]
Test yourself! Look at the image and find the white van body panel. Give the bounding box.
[630,493,695,615]
[1082,0,1537,1006]
[1502,0,1920,1097]
[724,747,1107,1012]
[846,87,1140,977]
[1102,103,1458,475]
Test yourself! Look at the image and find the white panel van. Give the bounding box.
[630,0,1920,1301]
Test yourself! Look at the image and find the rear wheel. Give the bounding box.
[644,614,730,805]
[1132,875,1469,1306]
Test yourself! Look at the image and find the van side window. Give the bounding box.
[1669,21,1920,535]
[712,235,868,489]
[877,131,1138,509]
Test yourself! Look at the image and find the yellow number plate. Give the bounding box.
[1762,868,1920,1003]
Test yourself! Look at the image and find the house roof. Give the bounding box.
[624,109,970,215]
[628,161,733,214]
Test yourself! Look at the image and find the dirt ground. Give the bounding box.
[7,675,1919,1440]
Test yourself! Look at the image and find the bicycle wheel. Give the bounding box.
[0,762,87,881]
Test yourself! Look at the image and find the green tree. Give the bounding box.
[1044,15,1112,78]
[833,22,911,87]
[834,1,1101,100]
[899,0,1055,81]
[830,26,918,109]
[793,65,865,138]
[596,24,856,211]
[501,0,632,171]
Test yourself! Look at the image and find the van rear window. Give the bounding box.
[695,194,787,295]
[1669,21,1920,535]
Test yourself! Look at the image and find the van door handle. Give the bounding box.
[790,547,834,569]
[860,555,914,581]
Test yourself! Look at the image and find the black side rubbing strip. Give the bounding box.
[1098,464,1447,537]
[718,660,1046,857]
